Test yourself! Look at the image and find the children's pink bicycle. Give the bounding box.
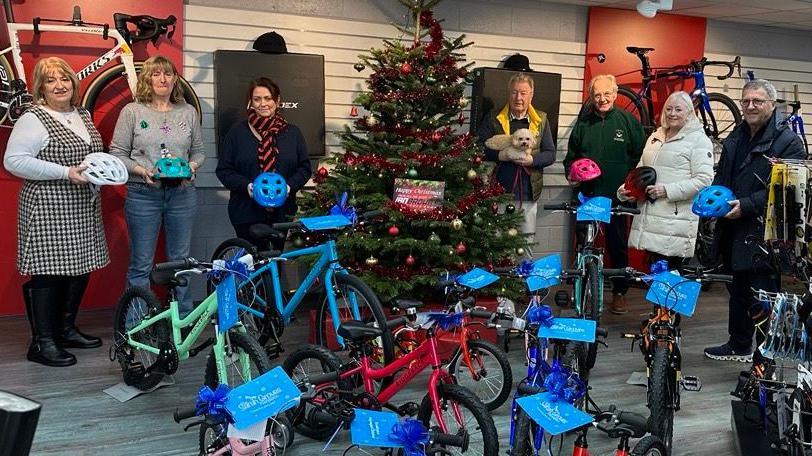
[282,301,499,455]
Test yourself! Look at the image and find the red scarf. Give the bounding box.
[248,109,288,172]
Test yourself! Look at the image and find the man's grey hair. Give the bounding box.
[508,73,534,91]
[588,74,618,95]
[742,79,777,101]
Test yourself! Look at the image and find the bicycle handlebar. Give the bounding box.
[542,202,640,216]
[690,56,741,80]
[173,406,198,423]
[272,209,384,232]
[113,12,176,44]
[154,258,199,271]
[304,370,341,386]
[430,430,468,450]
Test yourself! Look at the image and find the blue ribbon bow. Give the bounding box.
[650,260,669,275]
[427,312,464,331]
[195,384,232,423]
[329,192,357,224]
[543,360,586,404]
[389,418,429,456]
[527,304,555,328]
[208,248,252,282]
[516,260,534,277]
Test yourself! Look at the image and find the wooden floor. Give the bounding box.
[0,286,748,456]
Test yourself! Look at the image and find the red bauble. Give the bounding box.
[388,225,400,236]
[491,202,499,214]
[473,155,482,165]
[485,262,494,271]
[314,166,328,183]
[431,131,443,142]
[350,106,358,117]
[400,62,413,74]
[406,254,416,266]
[455,242,467,254]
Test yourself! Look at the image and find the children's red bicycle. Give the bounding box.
[282,301,499,455]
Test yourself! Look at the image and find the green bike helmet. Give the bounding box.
[153,156,192,180]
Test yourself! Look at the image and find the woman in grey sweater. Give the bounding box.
[110,55,204,314]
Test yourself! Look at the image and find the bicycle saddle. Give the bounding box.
[248,224,287,244]
[149,268,188,288]
[626,46,654,54]
[337,320,383,343]
[606,411,648,439]
[390,298,425,311]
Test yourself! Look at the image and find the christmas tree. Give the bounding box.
[299,0,531,300]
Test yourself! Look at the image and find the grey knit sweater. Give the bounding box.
[110,101,205,183]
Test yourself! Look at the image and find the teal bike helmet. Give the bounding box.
[253,172,288,208]
[692,185,735,218]
[153,156,192,179]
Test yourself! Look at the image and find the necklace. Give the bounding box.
[61,109,77,124]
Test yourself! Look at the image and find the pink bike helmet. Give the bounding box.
[569,158,602,182]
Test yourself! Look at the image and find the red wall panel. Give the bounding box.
[0,0,184,316]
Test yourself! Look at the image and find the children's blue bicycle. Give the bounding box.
[210,209,395,364]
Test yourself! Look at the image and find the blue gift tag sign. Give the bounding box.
[526,254,562,292]
[226,366,301,430]
[299,215,352,231]
[516,392,593,435]
[457,268,499,290]
[645,271,701,317]
[351,409,402,448]
[576,196,612,223]
[538,318,596,343]
[216,274,238,334]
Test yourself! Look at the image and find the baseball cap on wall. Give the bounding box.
[503,53,533,71]
[253,31,288,54]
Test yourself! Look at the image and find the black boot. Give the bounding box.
[26,286,76,367]
[58,275,102,349]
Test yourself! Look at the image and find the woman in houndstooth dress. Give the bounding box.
[3,57,109,367]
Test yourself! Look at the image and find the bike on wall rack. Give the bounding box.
[0,1,201,126]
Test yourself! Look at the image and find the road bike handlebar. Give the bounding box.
[690,55,741,80]
[113,12,176,44]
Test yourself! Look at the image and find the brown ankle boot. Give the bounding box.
[608,293,628,315]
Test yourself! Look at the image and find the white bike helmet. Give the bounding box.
[82,152,128,186]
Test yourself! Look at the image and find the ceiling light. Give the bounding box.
[636,0,673,18]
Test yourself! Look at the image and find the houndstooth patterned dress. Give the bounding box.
[16,106,110,275]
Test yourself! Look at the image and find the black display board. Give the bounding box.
[213,51,325,157]
[469,67,562,142]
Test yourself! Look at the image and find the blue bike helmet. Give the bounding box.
[692,185,735,218]
[153,157,192,179]
[253,172,288,208]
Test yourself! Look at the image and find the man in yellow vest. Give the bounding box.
[478,72,556,235]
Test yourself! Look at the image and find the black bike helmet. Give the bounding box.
[624,166,657,202]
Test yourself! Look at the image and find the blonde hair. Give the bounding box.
[588,74,618,96]
[32,57,81,107]
[660,91,701,133]
[135,55,184,104]
[508,73,534,91]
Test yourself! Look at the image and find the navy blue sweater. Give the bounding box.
[216,120,312,225]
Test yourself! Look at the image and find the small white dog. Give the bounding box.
[485,128,538,162]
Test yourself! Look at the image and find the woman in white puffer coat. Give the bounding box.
[617,91,714,267]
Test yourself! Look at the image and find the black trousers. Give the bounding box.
[727,269,779,352]
[576,209,630,295]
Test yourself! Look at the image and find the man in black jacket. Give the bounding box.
[704,79,806,362]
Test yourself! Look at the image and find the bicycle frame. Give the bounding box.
[574,221,606,317]
[339,330,456,431]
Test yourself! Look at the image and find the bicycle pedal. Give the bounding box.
[681,375,702,392]
[123,362,146,386]
[397,402,420,416]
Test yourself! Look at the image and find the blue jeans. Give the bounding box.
[124,183,196,314]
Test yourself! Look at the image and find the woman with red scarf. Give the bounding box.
[216,77,312,251]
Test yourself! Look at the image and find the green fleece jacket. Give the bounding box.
[564,107,645,198]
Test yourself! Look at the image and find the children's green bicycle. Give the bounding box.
[111,258,272,391]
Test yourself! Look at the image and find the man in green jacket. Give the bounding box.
[563,74,646,314]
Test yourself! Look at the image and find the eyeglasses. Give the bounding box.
[592,91,615,100]
[740,98,769,108]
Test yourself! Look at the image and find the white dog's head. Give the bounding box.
[511,128,537,150]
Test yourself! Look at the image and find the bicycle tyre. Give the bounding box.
[281,344,351,441]
[582,257,601,370]
[648,344,676,455]
[697,93,741,166]
[416,383,499,456]
[448,339,513,411]
[209,237,282,345]
[113,286,170,391]
[511,407,535,456]
[315,273,395,366]
[0,54,16,124]
[630,435,668,456]
[558,340,589,410]
[692,217,723,272]
[198,414,293,455]
[579,85,650,132]
[203,331,272,390]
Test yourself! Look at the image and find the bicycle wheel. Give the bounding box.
[448,339,512,411]
[209,237,282,346]
[282,344,350,441]
[693,217,722,272]
[198,414,293,456]
[416,383,499,456]
[630,435,668,456]
[558,340,589,410]
[582,257,601,370]
[648,344,676,455]
[0,54,16,124]
[697,93,741,166]
[113,286,170,391]
[315,273,395,365]
[579,85,650,132]
[203,331,271,390]
[81,62,202,145]
[510,408,536,456]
